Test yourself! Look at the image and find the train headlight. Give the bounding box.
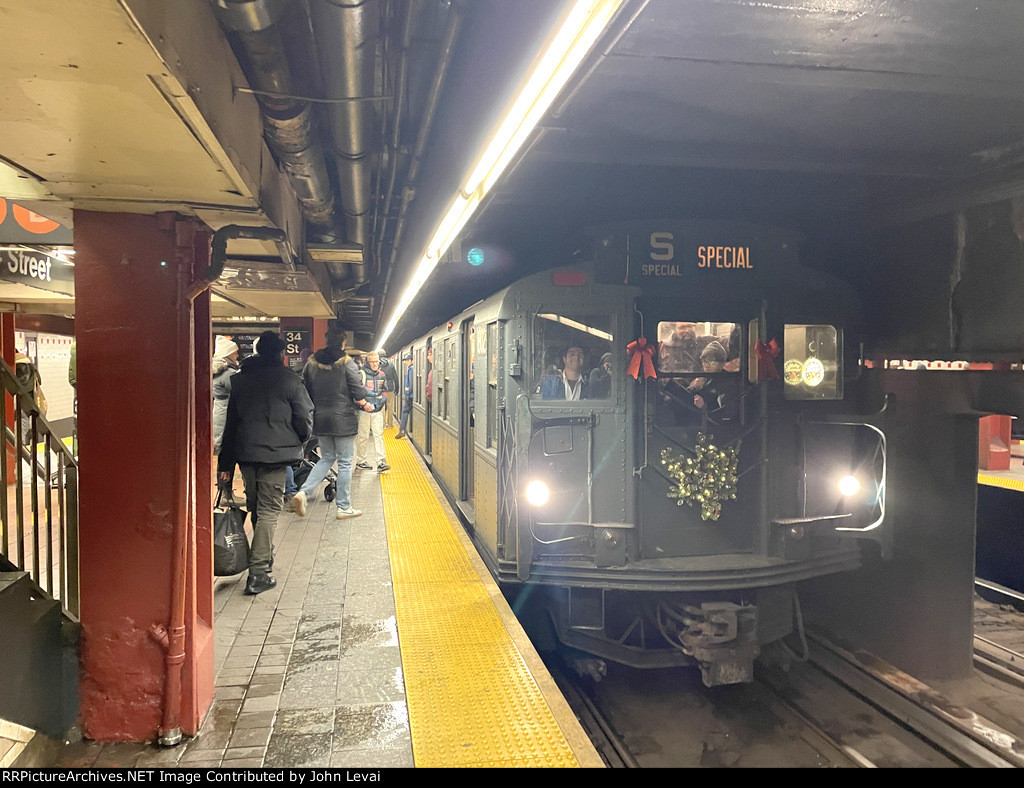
[525,479,550,507]
[838,475,861,497]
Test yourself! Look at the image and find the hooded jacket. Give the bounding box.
[302,347,369,437]
[218,354,313,471]
[212,356,239,454]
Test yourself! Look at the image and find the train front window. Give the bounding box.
[657,321,741,375]
[532,313,614,401]
[783,324,842,400]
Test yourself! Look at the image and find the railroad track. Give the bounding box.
[760,632,1024,768]
[553,632,1024,768]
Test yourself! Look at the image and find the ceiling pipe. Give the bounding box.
[211,0,339,240]
[311,0,380,285]
[374,0,418,273]
[380,0,463,320]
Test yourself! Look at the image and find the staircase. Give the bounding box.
[0,357,79,743]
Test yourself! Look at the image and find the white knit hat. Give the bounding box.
[214,336,239,359]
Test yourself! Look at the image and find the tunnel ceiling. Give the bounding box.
[1,1,1022,345]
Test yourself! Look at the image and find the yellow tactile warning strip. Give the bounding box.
[379,430,603,768]
[978,472,1024,492]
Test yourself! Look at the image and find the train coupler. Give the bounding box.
[678,602,759,686]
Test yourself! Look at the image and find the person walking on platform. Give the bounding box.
[380,351,399,431]
[395,352,414,439]
[355,351,391,472]
[289,329,373,519]
[218,331,313,595]
[212,336,240,455]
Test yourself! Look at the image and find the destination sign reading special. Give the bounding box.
[642,231,753,277]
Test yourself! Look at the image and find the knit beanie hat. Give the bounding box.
[214,336,239,359]
[700,341,726,363]
[255,330,286,357]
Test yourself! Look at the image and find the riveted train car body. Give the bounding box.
[402,220,890,685]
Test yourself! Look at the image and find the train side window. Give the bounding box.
[445,337,455,421]
[486,322,498,448]
[415,348,423,404]
[783,324,843,400]
[532,312,614,401]
[657,321,741,374]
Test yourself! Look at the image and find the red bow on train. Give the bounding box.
[627,336,657,380]
[754,338,780,380]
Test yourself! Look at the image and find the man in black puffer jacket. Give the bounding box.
[218,331,314,595]
[288,328,373,521]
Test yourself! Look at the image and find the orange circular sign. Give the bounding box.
[12,204,60,234]
[0,198,6,226]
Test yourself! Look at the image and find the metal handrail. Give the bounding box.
[0,356,79,619]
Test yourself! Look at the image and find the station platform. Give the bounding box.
[26,429,603,769]
[977,440,1024,491]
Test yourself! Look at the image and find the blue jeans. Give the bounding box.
[298,434,355,511]
[399,398,412,432]
[285,464,297,496]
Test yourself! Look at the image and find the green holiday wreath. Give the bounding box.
[661,432,740,521]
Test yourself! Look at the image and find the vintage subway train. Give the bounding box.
[398,219,891,686]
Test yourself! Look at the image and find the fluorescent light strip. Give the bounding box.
[538,313,613,342]
[376,0,625,352]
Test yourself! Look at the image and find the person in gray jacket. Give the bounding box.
[289,328,373,520]
[212,336,240,455]
[218,331,314,595]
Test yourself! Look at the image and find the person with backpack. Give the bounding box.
[354,351,390,472]
[288,328,373,519]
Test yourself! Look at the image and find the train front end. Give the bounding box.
[496,221,891,686]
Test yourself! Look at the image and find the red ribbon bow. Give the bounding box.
[627,337,657,380]
[754,338,780,380]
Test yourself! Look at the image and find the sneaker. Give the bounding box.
[377,461,391,473]
[244,573,277,596]
[394,431,406,439]
[355,461,372,471]
[290,490,307,516]
[336,507,362,519]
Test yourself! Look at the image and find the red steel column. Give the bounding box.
[74,211,214,742]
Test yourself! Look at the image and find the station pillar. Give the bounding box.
[73,211,214,742]
[978,414,1012,471]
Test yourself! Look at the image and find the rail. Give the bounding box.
[0,356,79,619]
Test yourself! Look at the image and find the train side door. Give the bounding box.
[636,303,761,558]
[460,319,475,517]
[425,337,432,455]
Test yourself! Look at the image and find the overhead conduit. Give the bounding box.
[310,0,379,287]
[211,0,340,241]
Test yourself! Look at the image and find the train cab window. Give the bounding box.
[657,321,741,375]
[532,313,614,401]
[783,324,842,400]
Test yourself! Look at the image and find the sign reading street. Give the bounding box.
[0,248,75,295]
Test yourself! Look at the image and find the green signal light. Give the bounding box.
[467,247,485,267]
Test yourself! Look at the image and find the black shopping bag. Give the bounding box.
[214,489,250,577]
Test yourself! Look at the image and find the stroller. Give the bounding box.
[291,437,337,502]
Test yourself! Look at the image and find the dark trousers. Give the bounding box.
[239,463,287,576]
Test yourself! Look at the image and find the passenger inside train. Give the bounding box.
[534,312,615,400]
[657,321,740,425]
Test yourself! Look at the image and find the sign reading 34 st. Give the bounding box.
[0,249,75,296]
